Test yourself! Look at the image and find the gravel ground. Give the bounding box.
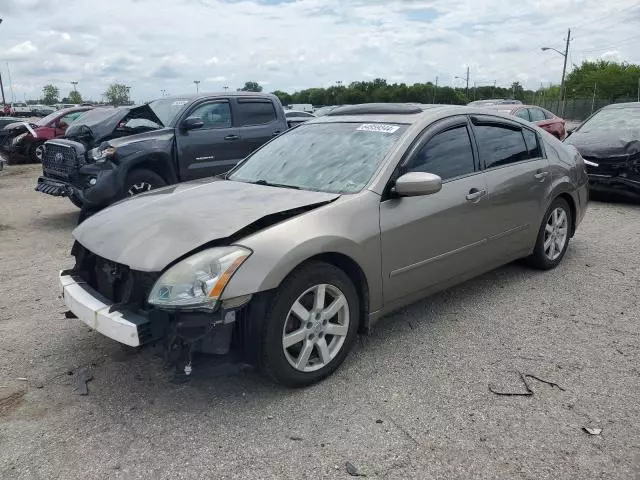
[1,164,638,479]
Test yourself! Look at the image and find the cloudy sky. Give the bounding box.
[0,0,639,103]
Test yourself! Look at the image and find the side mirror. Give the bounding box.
[394,172,442,197]
[181,117,205,131]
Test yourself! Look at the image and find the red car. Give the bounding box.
[484,104,567,140]
[0,106,92,163]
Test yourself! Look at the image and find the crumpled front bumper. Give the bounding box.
[60,272,151,347]
[588,173,640,197]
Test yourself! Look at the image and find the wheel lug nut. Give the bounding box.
[322,319,327,325]
[306,322,313,329]
[308,334,314,340]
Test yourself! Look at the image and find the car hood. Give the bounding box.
[0,121,38,139]
[565,129,640,158]
[73,178,340,272]
[106,127,175,149]
[65,104,163,143]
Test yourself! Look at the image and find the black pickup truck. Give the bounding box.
[36,92,289,209]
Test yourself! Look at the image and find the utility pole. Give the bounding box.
[465,66,470,98]
[560,28,571,117]
[0,18,5,106]
[433,76,438,103]
[6,62,14,102]
[591,82,597,114]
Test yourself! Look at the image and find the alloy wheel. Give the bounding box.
[282,283,350,373]
[544,207,568,261]
[127,182,153,196]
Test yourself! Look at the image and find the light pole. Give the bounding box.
[542,28,571,116]
[124,86,131,105]
[194,80,200,93]
[71,81,78,91]
[0,18,5,106]
[161,89,167,97]
[223,86,229,91]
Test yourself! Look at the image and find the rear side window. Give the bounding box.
[522,129,541,158]
[474,124,530,169]
[528,108,546,122]
[515,109,530,121]
[237,99,277,126]
[404,125,475,180]
[542,109,554,120]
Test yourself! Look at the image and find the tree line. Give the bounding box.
[32,60,639,108]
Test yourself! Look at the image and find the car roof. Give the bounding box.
[602,102,640,109]
[161,92,278,102]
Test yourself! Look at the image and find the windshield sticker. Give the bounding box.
[356,124,400,133]
[172,100,189,106]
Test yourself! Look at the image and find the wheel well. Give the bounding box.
[127,156,176,184]
[299,253,371,334]
[557,193,577,237]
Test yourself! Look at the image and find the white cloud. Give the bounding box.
[0,0,638,102]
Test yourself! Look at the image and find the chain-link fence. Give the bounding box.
[533,97,637,121]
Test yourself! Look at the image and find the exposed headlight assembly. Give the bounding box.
[148,247,251,311]
[12,133,28,145]
[89,146,116,162]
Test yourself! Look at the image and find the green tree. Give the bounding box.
[68,90,82,104]
[42,84,59,105]
[239,81,263,92]
[272,90,292,105]
[104,83,129,106]
[564,60,640,100]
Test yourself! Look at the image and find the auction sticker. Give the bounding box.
[356,123,400,133]
[172,100,189,106]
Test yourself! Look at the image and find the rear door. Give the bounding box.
[380,116,492,304]
[470,115,550,258]
[175,99,242,180]
[231,97,283,158]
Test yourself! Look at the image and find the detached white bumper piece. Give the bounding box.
[60,272,150,347]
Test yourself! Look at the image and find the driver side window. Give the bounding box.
[187,102,232,129]
[404,125,476,181]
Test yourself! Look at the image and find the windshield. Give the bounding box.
[578,106,640,132]
[36,111,63,126]
[147,98,190,126]
[228,122,407,194]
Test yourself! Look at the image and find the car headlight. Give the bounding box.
[148,246,251,311]
[89,146,116,162]
[12,133,28,145]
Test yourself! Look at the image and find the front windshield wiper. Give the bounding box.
[251,179,300,190]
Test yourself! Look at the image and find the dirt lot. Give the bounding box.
[0,164,638,479]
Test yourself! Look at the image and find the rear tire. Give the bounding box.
[123,169,166,198]
[261,261,360,387]
[527,197,572,270]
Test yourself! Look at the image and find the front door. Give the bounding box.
[469,116,550,258]
[380,117,492,305]
[176,99,243,180]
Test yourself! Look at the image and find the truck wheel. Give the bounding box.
[124,169,166,197]
[29,141,45,163]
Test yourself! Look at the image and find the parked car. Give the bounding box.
[0,107,92,163]
[59,103,588,386]
[468,99,523,106]
[31,104,57,116]
[0,117,22,128]
[480,104,567,139]
[284,109,315,127]
[36,92,289,210]
[9,102,32,117]
[564,102,640,199]
[314,105,342,117]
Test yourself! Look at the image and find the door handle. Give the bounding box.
[534,170,549,181]
[272,131,281,137]
[224,134,239,141]
[465,188,487,202]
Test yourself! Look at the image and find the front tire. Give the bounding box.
[28,141,45,163]
[123,168,166,198]
[261,262,360,387]
[528,197,572,270]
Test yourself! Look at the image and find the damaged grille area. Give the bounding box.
[42,142,84,180]
[584,153,640,177]
[70,242,160,311]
